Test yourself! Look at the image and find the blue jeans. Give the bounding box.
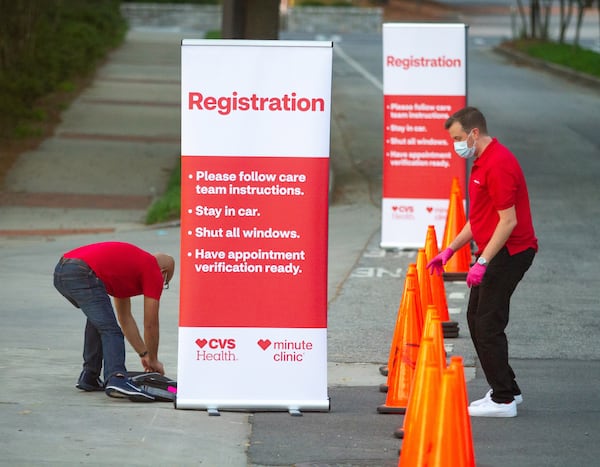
[53,257,127,382]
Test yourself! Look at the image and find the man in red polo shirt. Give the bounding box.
[427,107,537,417]
[54,242,175,402]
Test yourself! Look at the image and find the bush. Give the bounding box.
[298,1,354,5]
[145,159,181,225]
[125,0,218,3]
[0,0,127,139]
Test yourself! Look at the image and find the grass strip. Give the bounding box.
[508,39,600,78]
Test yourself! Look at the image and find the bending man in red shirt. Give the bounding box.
[54,242,175,402]
[428,107,537,418]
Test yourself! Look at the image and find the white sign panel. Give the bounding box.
[381,24,467,249]
[177,40,332,412]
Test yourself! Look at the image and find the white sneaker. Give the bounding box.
[470,389,523,407]
[468,398,517,417]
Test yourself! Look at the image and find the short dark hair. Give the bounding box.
[444,106,488,134]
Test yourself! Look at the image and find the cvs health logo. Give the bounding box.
[195,337,236,350]
[392,205,414,213]
[195,337,238,361]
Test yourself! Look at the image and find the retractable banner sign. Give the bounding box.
[381,23,467,249]
[177,40,332,412]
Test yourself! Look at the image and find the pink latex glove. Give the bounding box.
[426,247,454,276]
[466,263,486,287]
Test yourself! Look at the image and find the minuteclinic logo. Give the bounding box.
[195,337,238,361]
[386,55,462,70]
[187,91,326,116]
[257,338,313,363]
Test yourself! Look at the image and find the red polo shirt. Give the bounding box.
[64,242,164,299]
[469,138,538,255]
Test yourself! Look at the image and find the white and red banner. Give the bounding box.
[177,39,332,411]
[381,23,467,249]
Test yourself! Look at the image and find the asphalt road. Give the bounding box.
[263,27,600,466]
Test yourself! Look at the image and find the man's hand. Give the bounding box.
[141,354,165,375]
[426,247,454,275]
[466,263,486,287]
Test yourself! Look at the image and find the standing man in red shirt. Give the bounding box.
[54,242,175,402]
[428,107,537,417]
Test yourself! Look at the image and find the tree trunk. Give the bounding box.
[573,0,594,46]
[245,0,280,39]
[221,0,280,40]
[541,0,553,40]
[558,0,575,43]
[221,0,246,39]
[530,0,540,39]
[515,0,529,37]
[574,0,585,46]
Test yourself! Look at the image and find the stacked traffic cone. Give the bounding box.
[394,308,446,440]
[380,289,408,385]
[442,177,471,281]
[398,340,443,466]
[406,263,424,336]
[380,264,423,393]
[422,305,447,370]
[429,356,476,467]
[377,285,422,414]
[415,248,433,327]
[424,225,459,338]
[379,293,406,379]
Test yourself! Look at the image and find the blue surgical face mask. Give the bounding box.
[454,131,476,159]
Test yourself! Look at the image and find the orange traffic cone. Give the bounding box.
[424,226,459,338]
[416,248,433,327]
[449,356,475,467]
[442,177,471,280]
[398,355,442,466]
[422,305,447,371]
[393,304,445,440]
[381,264,422,393]
[381,290,408,385]
[394,305,446,438]
[394,335,441,440]
[378,286,422,414]
[429,357,476,467]
[425,224,441,258]
[380,305,403,380]
[406,263,424,336]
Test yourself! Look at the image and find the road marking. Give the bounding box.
[449,292,466,300]
[334,43,383,91]
[351,267,403,278]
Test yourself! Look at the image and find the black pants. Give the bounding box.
[467,247,535,403]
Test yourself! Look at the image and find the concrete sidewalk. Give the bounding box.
[0,30,191,235]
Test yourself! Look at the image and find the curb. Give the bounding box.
[0,217,181,239]
[0,227,116,237]
[493,44,600,91]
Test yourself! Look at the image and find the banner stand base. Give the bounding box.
[177,408,308,417]
[174,398,331,413]
[178,407,312,417]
